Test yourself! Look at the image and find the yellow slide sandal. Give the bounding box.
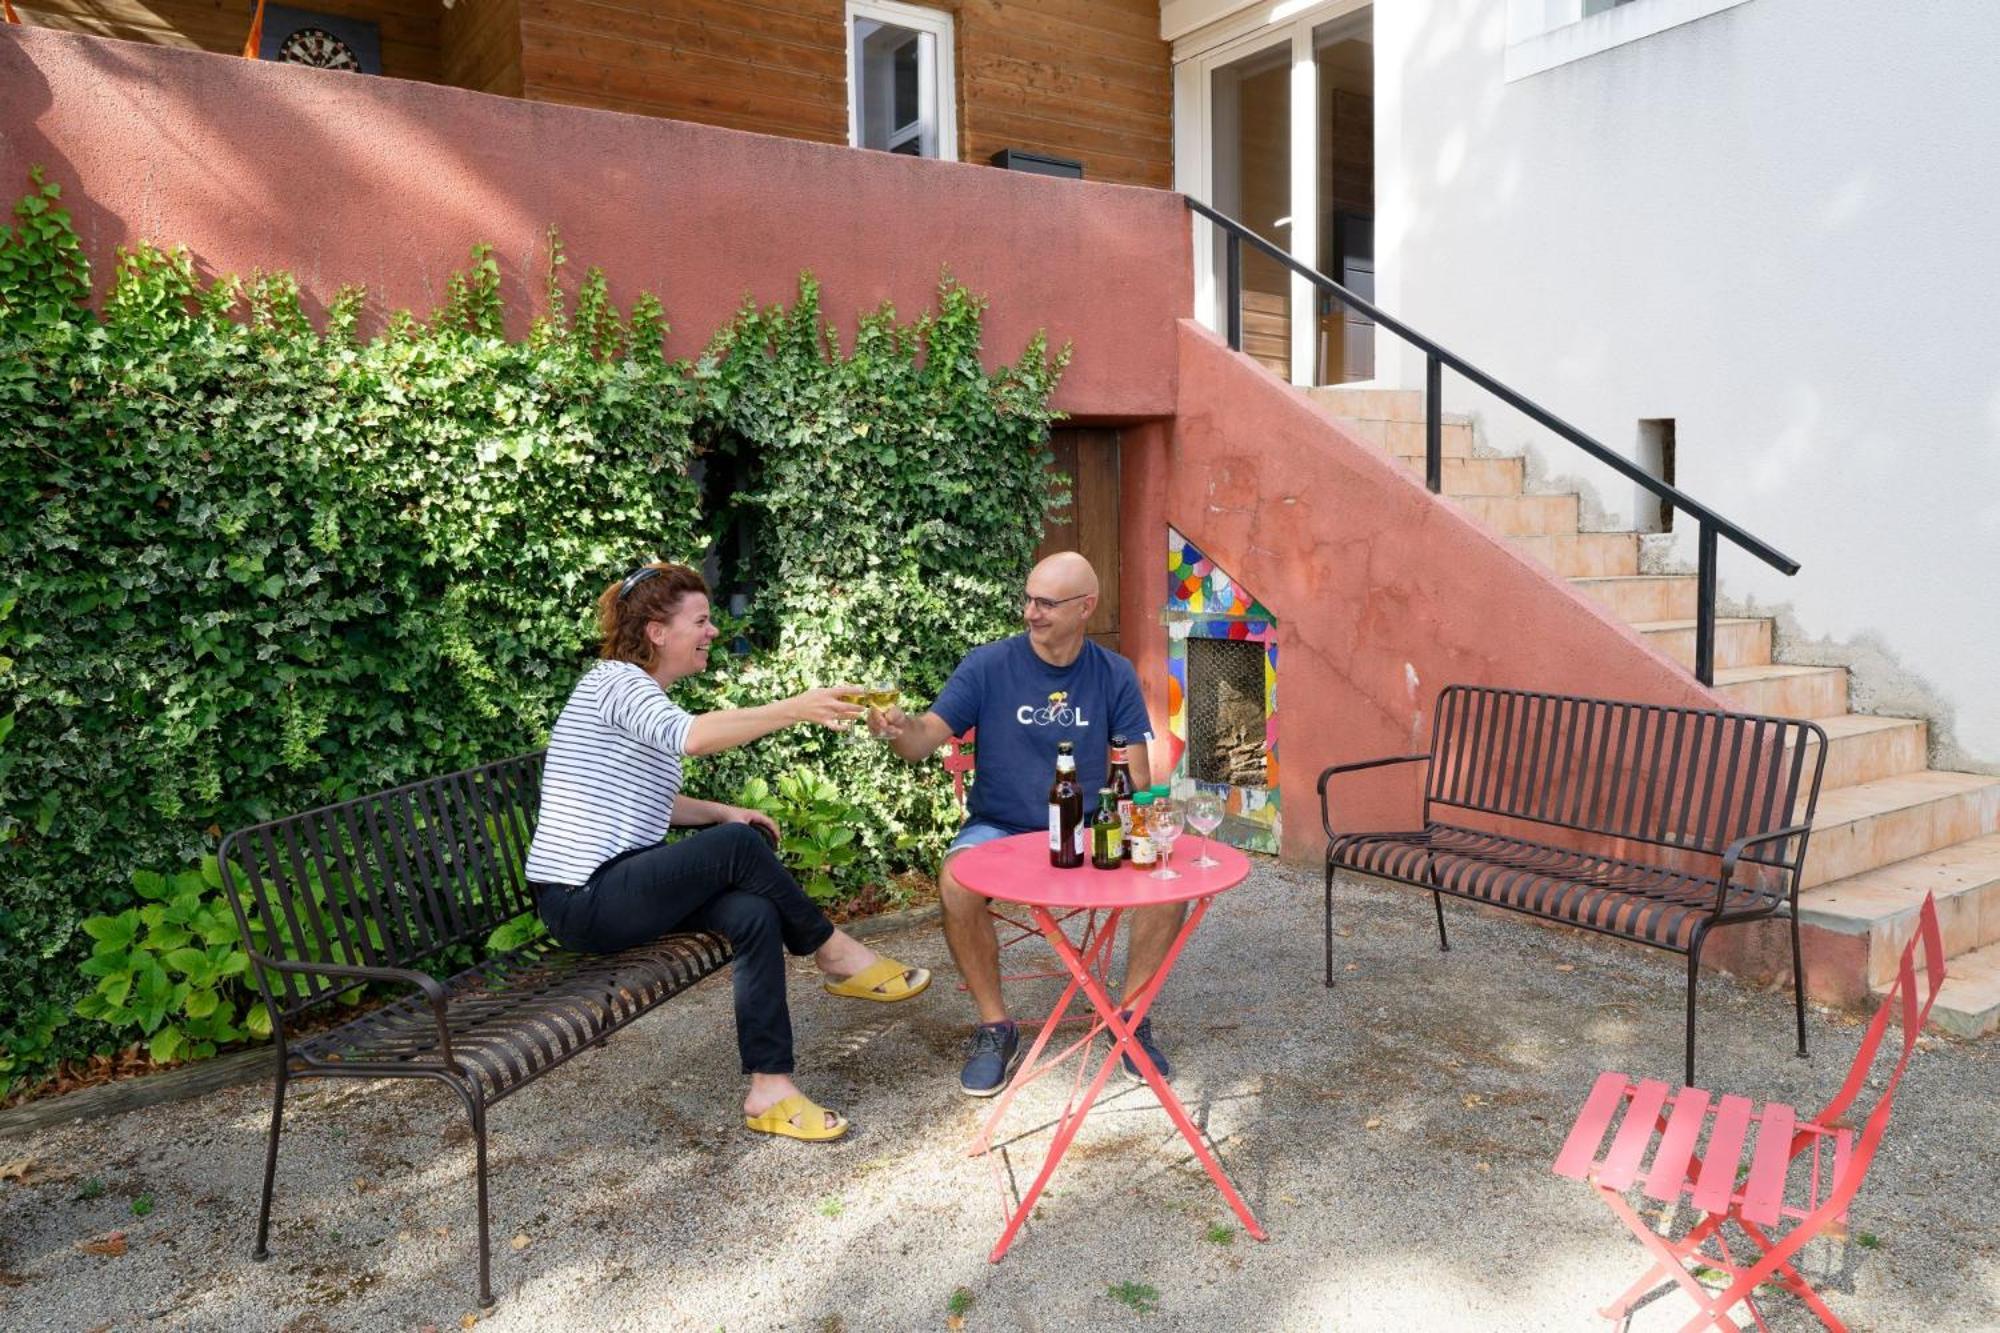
[744,1093,848,1142]
[822,956,932,1003]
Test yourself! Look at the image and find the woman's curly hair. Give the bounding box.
[597,561,709,669]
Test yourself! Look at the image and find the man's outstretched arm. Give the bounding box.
[872,705,957,764]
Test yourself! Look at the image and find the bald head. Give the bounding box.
[1022,551,1099,666]
[1028,551,1099,600]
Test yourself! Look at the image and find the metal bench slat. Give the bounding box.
[1692,1093,1755,1215]
[1597,1078,1671,1191]
[1643,1086,1711,1202]
[1554,1071,1630,1180]
[1741,1100,1798,1226]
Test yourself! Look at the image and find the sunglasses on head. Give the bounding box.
[617,566,662,602]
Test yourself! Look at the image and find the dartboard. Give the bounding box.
[277,26,362,71]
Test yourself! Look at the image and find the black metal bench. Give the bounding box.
[1319,685,1827,1084]
[219,751,732,1308]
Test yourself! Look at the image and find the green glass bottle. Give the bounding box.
[1090,788,1123,870]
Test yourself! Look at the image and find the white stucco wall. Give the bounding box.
[1370,0,2000,765]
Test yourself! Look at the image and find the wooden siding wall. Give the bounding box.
[16,0,441,81]
[14,1,1169,186]
[519,0,850,142]
[442,0,523,95]
[953,0,1170,189]
[515,0,1170,188]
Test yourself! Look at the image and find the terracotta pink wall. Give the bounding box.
[1121,322,1723,864]
[0,27,1189,420]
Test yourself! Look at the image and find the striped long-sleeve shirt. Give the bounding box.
[524,660,696,887]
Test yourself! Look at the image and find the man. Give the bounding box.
[872,551,1181,1095]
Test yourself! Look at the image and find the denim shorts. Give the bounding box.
[945,819,1022,859]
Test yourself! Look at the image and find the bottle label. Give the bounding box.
[1073,822,1087,858]
[1049,803,1061,853]
[1117,799,1134,841]
[1131,835,1156,866]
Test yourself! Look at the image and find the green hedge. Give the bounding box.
[0,171,1064,1094]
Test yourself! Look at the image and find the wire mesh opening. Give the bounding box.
[1186,638,1269,787]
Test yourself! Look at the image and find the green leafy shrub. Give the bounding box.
[1,169,1062,1095]
[734,771,864,904]
[73,859,264,1064]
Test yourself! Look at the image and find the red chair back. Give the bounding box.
[1806,893,1946,1217]
[943,729,976,813]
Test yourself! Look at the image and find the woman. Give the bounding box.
[524,561,929,1143]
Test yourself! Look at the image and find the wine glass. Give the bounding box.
[1187,791,1224,868]
[843,681,899,740]
[1149,798,1185,880]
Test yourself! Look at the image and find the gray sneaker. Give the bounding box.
[959,1020,1021,1097]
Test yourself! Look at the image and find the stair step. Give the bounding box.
[1392,454,1523,496]
[1801,833,2000,988]
[1509,532,1641,578]
[1308,387,1475,426]
[1893,939,2000,1037]
[1790,714,1929,790]
[1803,771,2000,889]
[1328,414,1478,459]
[1711,664,1850,719]
[1456,493,1580,536]
[1573,574,1699,623]
[1633,617,1773,671]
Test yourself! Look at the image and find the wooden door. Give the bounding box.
[1036,427,1122,654]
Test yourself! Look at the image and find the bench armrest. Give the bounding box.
[1317,754,1430,842]
[253,955,460,1072]
[1716,822,1814,910]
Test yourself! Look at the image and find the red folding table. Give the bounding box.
[951,831,1267,1262]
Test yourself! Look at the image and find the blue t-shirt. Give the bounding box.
[931,635,1155,833]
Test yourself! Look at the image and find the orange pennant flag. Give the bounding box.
[241,0,265,57]
[3,0,23,26]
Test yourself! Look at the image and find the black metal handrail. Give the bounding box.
[1186,197,1799,687]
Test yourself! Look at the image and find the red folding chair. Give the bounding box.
[944,730,1096,985]
[1554,892,1946,1332]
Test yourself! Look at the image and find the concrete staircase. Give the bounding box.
[1312,387,2000,1037]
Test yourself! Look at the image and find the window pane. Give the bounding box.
[856,18,940,157]
[893,37,920,130]
[1209,40,1290,380]
[1313,11,1374,384]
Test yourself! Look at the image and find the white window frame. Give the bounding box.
[1505,0,1758,81]
[846,0,958,162]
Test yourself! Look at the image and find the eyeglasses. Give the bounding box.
[1021,591,1090,614]
[617,566,662,602]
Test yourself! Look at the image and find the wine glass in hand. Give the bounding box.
[1149,798,1184,881]
[839,681,899,740]
[1187,791,1224,868]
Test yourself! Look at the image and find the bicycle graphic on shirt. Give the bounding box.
[1017,691,1082,727]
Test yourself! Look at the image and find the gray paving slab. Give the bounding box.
[1,863,1995,1331]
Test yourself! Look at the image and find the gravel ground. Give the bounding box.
[3,863,1997,1332]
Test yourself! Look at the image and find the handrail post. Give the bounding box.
[1695,521,1719,687]
[1425,353,1442,494]
[1225,232,1243,352]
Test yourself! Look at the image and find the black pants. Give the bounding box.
[534,823,836,1075]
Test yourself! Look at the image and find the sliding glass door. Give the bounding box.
[1184,3,1374,387]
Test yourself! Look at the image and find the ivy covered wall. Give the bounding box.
[0,173,1064,1095]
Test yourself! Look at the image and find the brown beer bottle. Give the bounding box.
[1048,741,1084,868]
[1108,735,1137,859]
[1090,788,1124,870]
